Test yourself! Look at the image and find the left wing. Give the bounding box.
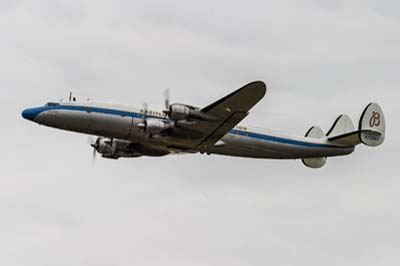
[174,81,266,148]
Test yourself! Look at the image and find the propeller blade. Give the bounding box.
[142,102,148,119]
[164,88,170,111]
[163,88,171,116]
[92,147,97,161]
[139,103,148,129]
[89,136,101,150]
[90,137,99,163]
[88,136,96,145]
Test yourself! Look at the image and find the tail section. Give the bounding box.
[301,103,385,169]
[327,103,385,147]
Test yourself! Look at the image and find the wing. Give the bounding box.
[201,81,267,116]
[173,81,267,148]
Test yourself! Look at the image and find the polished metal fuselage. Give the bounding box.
[24,102,354,159]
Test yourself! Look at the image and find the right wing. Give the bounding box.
[201,81,267,117]
[173,81,267,148]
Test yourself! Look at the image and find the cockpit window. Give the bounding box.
[45,102,59,107]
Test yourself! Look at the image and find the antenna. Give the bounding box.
[69,92,72,102]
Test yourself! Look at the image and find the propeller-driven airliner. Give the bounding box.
[22,81,385,168]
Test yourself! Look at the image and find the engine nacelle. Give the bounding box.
[97,138,114,154]
[92,138,133,159]
[146,118,170,135]
[91,137,169,159]
[169,104,201,121]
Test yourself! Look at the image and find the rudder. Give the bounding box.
[359,103,385,147]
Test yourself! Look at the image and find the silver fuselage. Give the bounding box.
[22,102,354,159]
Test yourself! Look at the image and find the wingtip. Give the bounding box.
[248,80,267,97]
[250,80,267,88]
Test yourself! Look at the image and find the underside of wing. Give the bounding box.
[202,81,267,118]
[199,112,248,146]
[197,81,267,147]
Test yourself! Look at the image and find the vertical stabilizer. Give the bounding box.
[302,126,327,169]
[326,114,354,138]
[359,103,385,147]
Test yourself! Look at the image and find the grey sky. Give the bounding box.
[1,0,399,265]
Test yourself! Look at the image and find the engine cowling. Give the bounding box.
[92,138,134,159]
[168,104,201,121]
[91,137,169,159]
[96,138,114,155]
[146,118,170,135]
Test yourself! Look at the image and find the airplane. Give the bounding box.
[21,81,385,168]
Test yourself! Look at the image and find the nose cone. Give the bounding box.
[21,108,41,121]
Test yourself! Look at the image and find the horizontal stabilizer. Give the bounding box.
[328,131,362,146]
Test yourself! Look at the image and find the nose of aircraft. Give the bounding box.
[21,108,41,121]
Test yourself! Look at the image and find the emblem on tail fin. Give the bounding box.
[369,112,381,127]
[359,103,385,147]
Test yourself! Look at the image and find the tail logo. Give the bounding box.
[369,112,381,127]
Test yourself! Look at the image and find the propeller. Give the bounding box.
[138,102,148,130]
[92,147,97,162]
[88,136,100,162]
[163,88,171,116]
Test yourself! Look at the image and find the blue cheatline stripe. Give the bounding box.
[53,105,143,118]
[229,130,343,148]
[39,105,159,119]
[37,104,345,149]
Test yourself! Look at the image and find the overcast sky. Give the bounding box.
[1,0,399,265]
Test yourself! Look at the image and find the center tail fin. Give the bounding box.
[326,114,355,138]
